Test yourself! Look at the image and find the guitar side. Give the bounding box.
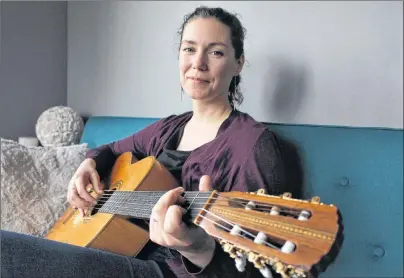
[45,153,179,256]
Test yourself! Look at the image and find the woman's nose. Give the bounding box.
[192,53,208,71]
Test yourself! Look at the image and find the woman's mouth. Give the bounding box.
[188,77,209,83]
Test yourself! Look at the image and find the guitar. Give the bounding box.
[46,152,343,278]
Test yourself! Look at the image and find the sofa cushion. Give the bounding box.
[0,138,88,237]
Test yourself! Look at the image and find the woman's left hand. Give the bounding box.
[149,175,216,268]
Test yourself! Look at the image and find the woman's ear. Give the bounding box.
[236,54,245,75]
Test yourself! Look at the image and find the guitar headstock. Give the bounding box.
[194,189,343,278]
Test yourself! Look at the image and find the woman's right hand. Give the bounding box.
[67,158,103,217]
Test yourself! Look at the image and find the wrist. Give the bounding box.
[179,236,216,269]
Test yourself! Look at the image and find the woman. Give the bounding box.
[1,6,286,278]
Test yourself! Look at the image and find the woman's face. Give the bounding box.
[179,17,244,103]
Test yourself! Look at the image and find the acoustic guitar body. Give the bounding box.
[45,153,179,256]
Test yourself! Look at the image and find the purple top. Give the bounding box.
[86,110,286,278]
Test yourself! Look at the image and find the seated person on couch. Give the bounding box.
[1,6,289,278]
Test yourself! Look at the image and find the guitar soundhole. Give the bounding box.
[90,188,116,216]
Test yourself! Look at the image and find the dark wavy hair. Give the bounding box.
[178,6,246,109]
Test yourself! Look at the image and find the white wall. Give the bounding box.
[67,1,403,129]
[0,1,67,140]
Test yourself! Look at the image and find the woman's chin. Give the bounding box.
[185,90,211,100]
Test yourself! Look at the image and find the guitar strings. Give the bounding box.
[94,203,233,215]
[90,197,300,217]
[100,194,299,215]
[198,208,281,250]
[91,191,302,215]
[93,201,299,216]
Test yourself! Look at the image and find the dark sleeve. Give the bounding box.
[85,119,164,181]
[173,129,286,278]
[239,128,286,195]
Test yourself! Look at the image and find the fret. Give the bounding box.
[186,192,199,212]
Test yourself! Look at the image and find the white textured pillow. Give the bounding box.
[0,138,88,237]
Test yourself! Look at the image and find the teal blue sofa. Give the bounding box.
[80,116,403,278]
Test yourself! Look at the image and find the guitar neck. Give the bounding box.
[97,190,213,220]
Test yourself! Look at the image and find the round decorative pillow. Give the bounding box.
[36,106,84,147]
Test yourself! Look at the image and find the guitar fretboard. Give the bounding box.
[98,191,212,219]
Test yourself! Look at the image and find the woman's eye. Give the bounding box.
[211,51,224,57]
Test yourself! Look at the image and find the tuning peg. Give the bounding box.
[247,252,273,278]
[292,268,307,278]
[269,206,280,216]
[222,242,237,258]
[311,196,320,203]
[259,265,273,278]
[245,201,257,210]
[282,192,292,198]
[249,253,278,278]
[234,255,247,272]
[247,251,259,264]
[281,241,296,253]
[222,242,249,273]
[248,253,266,270]
[298,210,311,221]
[273,262,291,278]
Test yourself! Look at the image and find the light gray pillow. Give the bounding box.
[0,138,88,237]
